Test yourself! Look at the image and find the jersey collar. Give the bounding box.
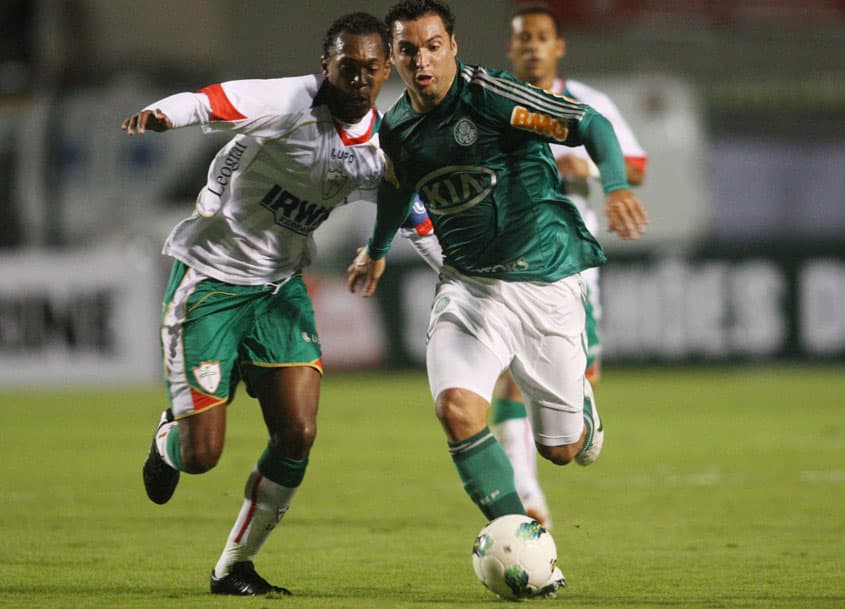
[334,108,378,145]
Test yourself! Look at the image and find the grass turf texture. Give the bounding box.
[0,366,843,609]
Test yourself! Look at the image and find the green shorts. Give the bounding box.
[160,261,322,419]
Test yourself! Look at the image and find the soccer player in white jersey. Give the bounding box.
[492,5,648,527]
[121,13,393,596]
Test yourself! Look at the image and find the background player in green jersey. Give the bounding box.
[122,13,392,596]
[491,5,649,529]
[347,2,647,589]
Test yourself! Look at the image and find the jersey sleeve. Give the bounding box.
[144,75,320,137]
[142,92,213,129]
[464,65,630,193]
[399,195,443,271]
[365,122,417,260]
[368,178,416,260]
[564,80,648,175]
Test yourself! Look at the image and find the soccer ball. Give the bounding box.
[471,514,558,600]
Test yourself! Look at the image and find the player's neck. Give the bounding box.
[530,73,559,92]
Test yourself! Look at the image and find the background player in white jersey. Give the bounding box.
[488,5,649,528]
[121,12,391,596]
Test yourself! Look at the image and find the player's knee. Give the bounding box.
[182,441,223,473]
[435,389,474,431]
[537,443,579,466]
[270,416,317,457]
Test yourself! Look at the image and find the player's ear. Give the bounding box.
[450,34,458,57]
[557,36,566,60]
[320,55,329,76]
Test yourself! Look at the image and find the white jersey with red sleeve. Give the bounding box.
[549,77,647,236]
[146,75,385,285]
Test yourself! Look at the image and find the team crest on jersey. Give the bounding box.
[453,118,478,146]
[193,361,222,394]
[322,163,350,200]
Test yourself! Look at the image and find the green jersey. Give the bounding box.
[369,60,630,282]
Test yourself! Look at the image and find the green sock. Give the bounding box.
[257,445,308,488]
[491,398,527,425]
[449,428,525,520]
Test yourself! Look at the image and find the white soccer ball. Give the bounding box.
[471,514,558,600]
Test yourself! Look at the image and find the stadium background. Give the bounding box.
[0,0,843,386]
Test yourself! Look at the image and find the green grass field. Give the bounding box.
[1,366,843,609]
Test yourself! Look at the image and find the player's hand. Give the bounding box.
[121,109,172,135]
[605,189,648,240]
[346,246,386,297]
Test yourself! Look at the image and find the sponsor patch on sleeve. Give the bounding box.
[510,106,569,141]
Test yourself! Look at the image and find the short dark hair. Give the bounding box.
[322,12,390,59]
[511,5,561,37]
[385,0,456,38]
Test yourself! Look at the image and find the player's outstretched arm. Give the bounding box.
[604,189,648,240]
[121,109,173,135]
[346,246,386,298]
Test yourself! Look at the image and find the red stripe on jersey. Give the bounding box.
[335,109,376,145]
[625,156,648,176]
[197,83,246,121]
[190,387,224,411]
[415,217,434,236]
[234,473,264,543]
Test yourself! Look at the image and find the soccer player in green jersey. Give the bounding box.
[348,0,646,590]
[491,5,650,529]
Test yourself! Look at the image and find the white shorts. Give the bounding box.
[426,267,589,446]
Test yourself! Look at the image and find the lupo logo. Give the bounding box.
[415,166,496,216]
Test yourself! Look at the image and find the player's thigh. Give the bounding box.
[177,402,227,468]
[240,277,323,445]
[425,275,512,404]
[161,262,250,420]
[427,322,505,404]
[508,275,587,447]
[252,365,321,458]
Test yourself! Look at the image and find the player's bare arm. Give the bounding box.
[346,246,386,297]
[605,189,648,240]
[121,109,172,135]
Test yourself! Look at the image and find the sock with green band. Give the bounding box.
[214,446,307,578]
[164,426,183,471]
[449,428,525,520]
[491,397,528,425]
[153,419,183,471]
[257,446,308,487]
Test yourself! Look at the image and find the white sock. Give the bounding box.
[213,469,298,578]
[492,417,543,504]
